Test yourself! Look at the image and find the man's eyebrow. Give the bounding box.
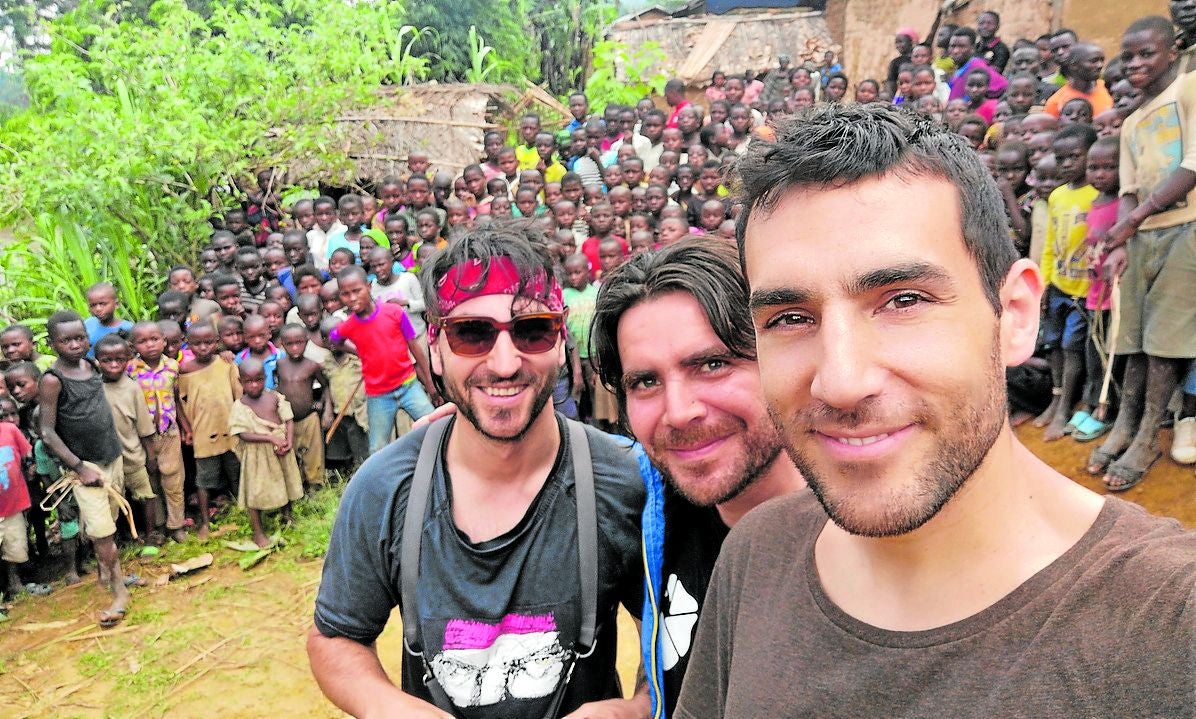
[678,347,735,369]
[845,262,954,296]
[749,287,811,312]
[620,368,655,388]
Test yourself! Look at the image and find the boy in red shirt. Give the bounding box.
[0,396,32,603]
[329,266,439,455]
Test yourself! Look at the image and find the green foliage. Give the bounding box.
[0,0,413,322]
[530,0,614,95]
[464,25,500,85]
[583,39,667,111]
[406,0,537,84]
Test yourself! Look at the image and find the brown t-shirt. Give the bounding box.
[675,491,1196,719]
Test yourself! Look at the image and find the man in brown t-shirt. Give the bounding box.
[676,104,1196,718]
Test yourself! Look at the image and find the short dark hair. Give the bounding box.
[979,10,999,23]
[1052,27,1077,40]
[733,103,1017,313]
[157,289,189,307]
[420,223,557,326]
[1126,15,1176,45]
[951,27,978,44]
[46,310,84,340]
[591,238,756,417]
[1,324,33,341]
[4,360,39,380]
[313,195,336,211]
[211,273,241,294]
[1053,121,1098,149]
[293,264,322,288]
[93,333,130,356]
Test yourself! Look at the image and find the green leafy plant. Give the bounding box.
[583,38,667,110]
[464,25,500,84]
[0,0,412,321]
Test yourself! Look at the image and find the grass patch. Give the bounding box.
[125,605,168,625]
[77,650,114,678]
[282,480,344,559]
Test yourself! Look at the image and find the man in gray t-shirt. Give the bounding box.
[677,103,1195,718]
[308,227,650,719]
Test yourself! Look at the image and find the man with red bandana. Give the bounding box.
[309,226,651,719]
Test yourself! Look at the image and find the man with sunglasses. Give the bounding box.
[590,239,806,719]
[329,265,440,455]
[309,227,650,719]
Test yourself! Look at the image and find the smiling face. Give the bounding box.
[430,294,563,443]
[1121,28,1176,92]
[743,175,1019,537]
[620,292,782,507]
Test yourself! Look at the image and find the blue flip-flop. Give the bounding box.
[1064,410,1091,435]
[1073,414,1111,442]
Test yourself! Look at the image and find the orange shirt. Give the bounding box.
[1043,80,1113,119]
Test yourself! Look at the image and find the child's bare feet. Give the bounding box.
[64,570,81,586]
[196,524,210,541]
[1033,397,1059,428]
[252,531,272,549]
[1043,413,1072,442]
[169,528,187,544]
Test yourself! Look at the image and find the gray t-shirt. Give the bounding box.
[314,415,646,718]
[676,491,1196,719]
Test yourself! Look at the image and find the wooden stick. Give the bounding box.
[1098,276,1121,412]
[324,378,364,444]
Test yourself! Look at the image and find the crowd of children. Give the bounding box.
[0,9,1190,628]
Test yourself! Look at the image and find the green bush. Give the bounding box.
[0,0,414,323]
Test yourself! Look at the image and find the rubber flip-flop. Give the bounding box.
[1064,410,1091,434]
[1072,414,1111,443]
[98,608,126,628]
[23,583,52,597]
[1086,446,1120,475]
[1103,451,1162,493]
[123,575,147,588]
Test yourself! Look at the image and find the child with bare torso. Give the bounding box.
[276,324,332,489]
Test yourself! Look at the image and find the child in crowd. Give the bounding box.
[230,358,302,548]
[276,324,332,490]
[178,322,241,539]
[0,394,32,608]
[94,335,159,537]
[128,321,189,543]
[39,311,132,626]
[1037,123,1099,442]
[2,325,54,371]
[319,318,368,468]
[235,314,283,390]
[84,282,134,356]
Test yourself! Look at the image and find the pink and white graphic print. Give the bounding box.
[429,612,569,708]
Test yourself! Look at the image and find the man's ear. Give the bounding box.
[998,258,1043,367]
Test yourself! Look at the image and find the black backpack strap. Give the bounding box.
[400,416,451,657]
[566,418,598,656]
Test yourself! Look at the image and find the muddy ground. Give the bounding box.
[0,424,1190,718]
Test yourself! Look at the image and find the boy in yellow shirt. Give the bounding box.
[1037,123,1099,442]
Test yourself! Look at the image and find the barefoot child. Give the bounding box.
[277,324,333,489]
[178,323,242,539]
[230,358,302,548]
[94,335,159,538]
[128,321,190,543]
[1037,123,1099,441]
[38,311,131,627]
[318,318,368,468]
[3,362,52,562]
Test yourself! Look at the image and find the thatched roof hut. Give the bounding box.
[287,83,567,186]
[607,7,837,87]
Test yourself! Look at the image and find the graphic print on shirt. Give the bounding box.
[0,446,13,491]
[661,573,699,671]
[1129,102,1184,203]
[429,612,569,708]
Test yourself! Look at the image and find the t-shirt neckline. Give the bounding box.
[805,496,1117,648]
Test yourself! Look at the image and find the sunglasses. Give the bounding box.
[438,312,564,357]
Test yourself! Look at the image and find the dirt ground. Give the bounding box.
[0,424,1191,718]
